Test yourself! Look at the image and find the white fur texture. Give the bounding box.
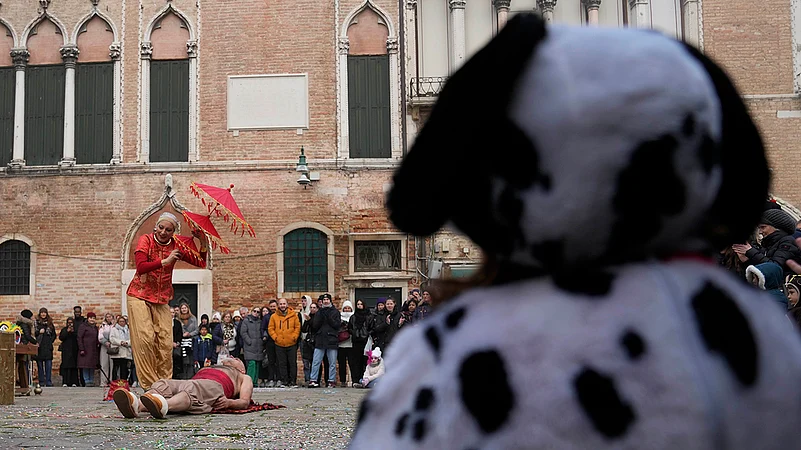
[503,26,722,267]
[350,261,801,449]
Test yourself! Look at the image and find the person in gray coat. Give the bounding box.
[240,307,264,385]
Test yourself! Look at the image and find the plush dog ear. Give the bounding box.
[681,44,770,249]
[386,13,548,237]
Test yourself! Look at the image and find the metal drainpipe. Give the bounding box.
[399,0,409,157]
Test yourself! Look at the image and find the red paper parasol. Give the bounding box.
[190,183,256,238]
[181,211,231,254]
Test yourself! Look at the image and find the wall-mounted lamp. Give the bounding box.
[296,146,319,189]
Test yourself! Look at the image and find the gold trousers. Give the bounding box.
[127,296,172,390]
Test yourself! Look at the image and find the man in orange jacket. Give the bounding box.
[268,298,300,387]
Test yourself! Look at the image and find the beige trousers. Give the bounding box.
[127,296,173,390]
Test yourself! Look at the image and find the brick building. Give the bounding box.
[0,0,423,380]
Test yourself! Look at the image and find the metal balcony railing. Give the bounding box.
[409,77,449,98]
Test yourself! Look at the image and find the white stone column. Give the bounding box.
[537,0,557,23]
[449,0,467,70]
[387,38,402,159]
[337,38,350,159]
[585,0,601,25]
[139,42,152,163]
[187,40,198,162]
[628,0,652,28]
[59,45,79,167]
[109,43,122,164]
[496,0,511,30]
[682,0,701,47]
[9,49,28,168]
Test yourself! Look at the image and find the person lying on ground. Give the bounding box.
[112,357,253,419]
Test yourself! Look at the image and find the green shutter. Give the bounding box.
[75,62,113,164]
[150,59,189,162]
[348,55,391,158]
[25,65,65,166]
[0,68,14,167]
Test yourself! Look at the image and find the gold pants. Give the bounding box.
[127,296,172,390]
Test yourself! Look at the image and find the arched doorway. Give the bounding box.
[120,175,213,318]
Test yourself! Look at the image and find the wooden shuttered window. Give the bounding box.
[348,55,391,158]
[150,59,189,162]
[0,240,30,296]
[0,68,14,167]
[25,65,65,166]
[75,62,113,164]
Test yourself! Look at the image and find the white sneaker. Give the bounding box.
[140,393,168,419]
[113,390,141,419]
[276,381,284,388]
[267,380,275,388]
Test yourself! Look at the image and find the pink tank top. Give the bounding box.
[192,367,235,399]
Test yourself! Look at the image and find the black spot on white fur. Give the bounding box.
[698,133,718,174]
[425,326,441,357]
[412,419,427,441]
[530,239,566,268]
[621,330,646,360]
[682,114,696,137]
[395,412,410,436]
[356,398,370,430]
[608,136,686,257]
[553,270,615,297]
[691,282,758,386]
[574,367,636,438]
[415,388,435,411]
[445,308,467,330]
[459,350,514,433]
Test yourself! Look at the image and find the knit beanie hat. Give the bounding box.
[232,310,241,318]
[760,209,797,235]
[376,298,386,305]
[20,309,33,319]
[201,314,209,322]
[787,276,801,295]
[86,312,96,318]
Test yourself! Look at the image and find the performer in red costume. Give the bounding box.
[126,211,208,389]
[113,357,254,418]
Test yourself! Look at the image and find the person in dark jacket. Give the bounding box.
[193,323,219,368]
[241,307,264,385]
[15,309,35,391]
[309,294,340,388]
[261,301,279,387]
[735,209,801,277]
[59,318,80,386]
[34,308,56,387]
[414,290,433,322]
[77,312,100,386]
[369,299,389,350]
[349,299,370,387]
[171,307,184,379]
[301,302,318,385]
[381,298,404,355]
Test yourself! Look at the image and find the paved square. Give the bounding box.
[0,386,365,449]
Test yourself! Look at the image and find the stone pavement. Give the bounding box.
[0,386,365,449]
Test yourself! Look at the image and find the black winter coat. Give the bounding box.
[383,309,403,348]
[746,230,801,276]
[58,326,79,369]
[35,319,56,361]
[312,306,341,350]
[369,310,389,349]
[349,310,370,347]
[16,315,35,345]
[301,315,315,360]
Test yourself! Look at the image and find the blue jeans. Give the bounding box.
[365,378,379,389]
[82,368,94,385]
[310,348,337,384]
[36,360,52,386]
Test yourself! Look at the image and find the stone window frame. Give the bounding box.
[0,234,36,299]
[140,3,199,164]
[337,0,403,164]
[277,222,336,296]
[793,0,801,92]
[344,232,411,281]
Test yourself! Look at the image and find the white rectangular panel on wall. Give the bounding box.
[227,74,309,130]
[650,0,682,39]
[465,0,494,60]
[599,0,625,27]
[554,0,584,25]
[420,0,450,77]
[508,0,536,20]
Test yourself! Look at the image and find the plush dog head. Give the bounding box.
[387,13,768,272]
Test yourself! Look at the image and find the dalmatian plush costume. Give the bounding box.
[350,13,801,450]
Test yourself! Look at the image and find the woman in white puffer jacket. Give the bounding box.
[109,316,133,382]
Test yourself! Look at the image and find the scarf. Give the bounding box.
[222,322,235,341]
[180,311,193,325]
[341,311,354,322]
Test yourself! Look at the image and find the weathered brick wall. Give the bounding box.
[703,0,801,206]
